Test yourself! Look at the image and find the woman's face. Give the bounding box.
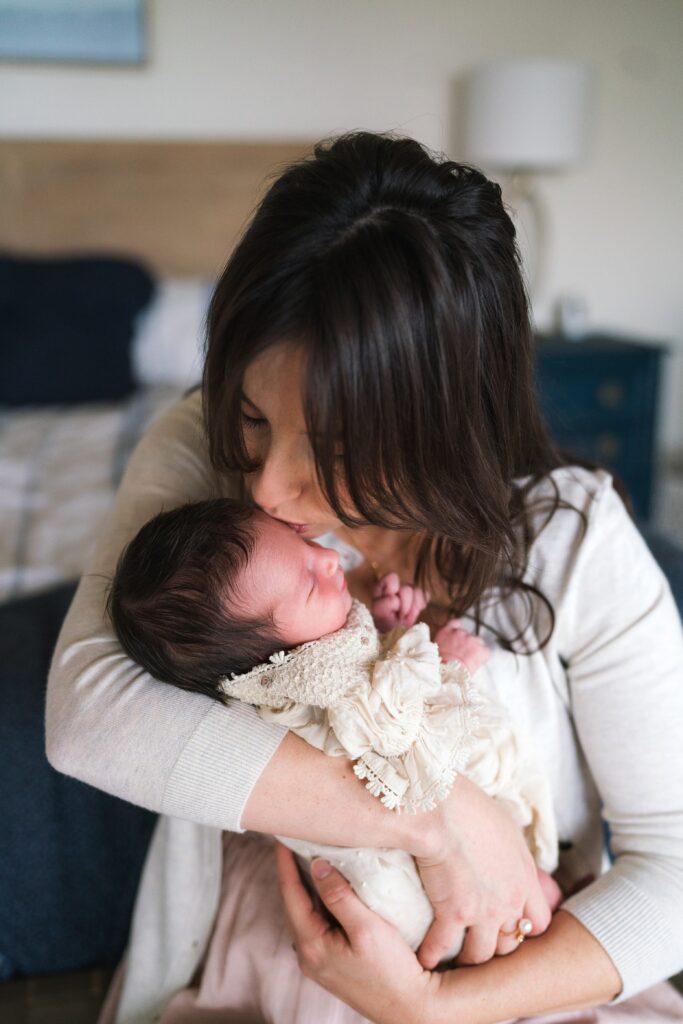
[240,341,343,538]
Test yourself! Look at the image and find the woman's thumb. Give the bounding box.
[310,859,371,934]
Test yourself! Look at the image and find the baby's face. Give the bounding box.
[237,510,353,647]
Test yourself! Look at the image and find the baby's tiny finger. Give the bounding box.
[372,573,396,599]
[402,590,420,627]
[373,596,399,619]
[383,572,401,595]
[398,585,413,620]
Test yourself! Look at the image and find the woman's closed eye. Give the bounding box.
[241,411,267,430]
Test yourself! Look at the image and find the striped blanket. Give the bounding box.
[0,387,183,604]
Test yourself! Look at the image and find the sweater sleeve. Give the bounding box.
[550,472,683,1000]
[45,390,288,831]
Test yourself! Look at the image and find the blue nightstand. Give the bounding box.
[535,333,667,521]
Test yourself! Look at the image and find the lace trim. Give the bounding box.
[353,757,406,810]
[353,673,485,813]
[225,635,320,682]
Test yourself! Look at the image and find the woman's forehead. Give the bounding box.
[242,341,307,421]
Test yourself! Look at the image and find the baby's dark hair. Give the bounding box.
[105,498,284,701]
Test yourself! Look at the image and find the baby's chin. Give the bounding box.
[338,592,355,628]
[316,596,353,640]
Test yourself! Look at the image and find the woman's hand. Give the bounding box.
[409,774,552,969]
[276,844,442,1024]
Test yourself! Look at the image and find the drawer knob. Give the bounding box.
[596,433,621,459]
[596,380,626,409]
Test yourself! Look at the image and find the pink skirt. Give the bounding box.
[101,831,683,1024]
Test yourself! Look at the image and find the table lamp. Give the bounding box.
[463,57,592,306]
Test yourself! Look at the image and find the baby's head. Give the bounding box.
[106,498,352,701]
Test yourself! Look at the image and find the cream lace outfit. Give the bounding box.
[220,599,558,954]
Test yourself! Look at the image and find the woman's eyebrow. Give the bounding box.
[239,389,262,412]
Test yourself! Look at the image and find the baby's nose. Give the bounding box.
[319,548,340,576]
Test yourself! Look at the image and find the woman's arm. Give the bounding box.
[550,473,683,998]
[438,910,620,1021]
[277,469,683,1021]
[45,390,547,962]
[45,391,288,826]
[276,847,621,1024]
[245,737,550,966]
[45,389,549,957]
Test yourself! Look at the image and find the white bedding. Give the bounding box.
[0,387,185,604]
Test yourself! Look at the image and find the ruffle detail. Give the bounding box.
[352,667,485,813]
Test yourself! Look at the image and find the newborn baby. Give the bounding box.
[107,497,560,956]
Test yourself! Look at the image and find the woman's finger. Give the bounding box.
[492,886,552,958]
[495,916,528,957]
[308,858,377,945]
[275,843,327,944]
[417,914,467,969]
[521,881,553,937]
[455,921,504,966]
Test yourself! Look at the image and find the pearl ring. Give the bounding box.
[499,916,533,944]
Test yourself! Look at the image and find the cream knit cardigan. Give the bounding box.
[45,390,683,1024]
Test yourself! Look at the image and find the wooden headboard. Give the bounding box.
[0,138,316,277]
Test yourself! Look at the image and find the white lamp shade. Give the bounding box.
[464,58,592,171]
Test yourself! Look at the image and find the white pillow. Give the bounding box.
[132,278,214,388]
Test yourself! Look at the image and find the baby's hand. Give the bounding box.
[371,572,430,633]
[434,619,490,673]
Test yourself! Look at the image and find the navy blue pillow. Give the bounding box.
[0,254,155,406]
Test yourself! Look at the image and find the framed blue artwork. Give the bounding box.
[0,0,147,65]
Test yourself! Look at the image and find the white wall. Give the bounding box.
[2,0,682,452]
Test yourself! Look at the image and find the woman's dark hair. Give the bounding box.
[203,130,619,654]
[105,499,283,700]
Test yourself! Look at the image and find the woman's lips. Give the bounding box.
[278,520,310,534]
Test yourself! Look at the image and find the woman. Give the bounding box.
[46,131,683,1023]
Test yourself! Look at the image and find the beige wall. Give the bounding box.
[1,0,681,452]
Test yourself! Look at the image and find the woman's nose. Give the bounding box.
[248,449,303,512]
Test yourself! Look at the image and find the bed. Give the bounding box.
[0,137,314,606]
[0,137,314,1016]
